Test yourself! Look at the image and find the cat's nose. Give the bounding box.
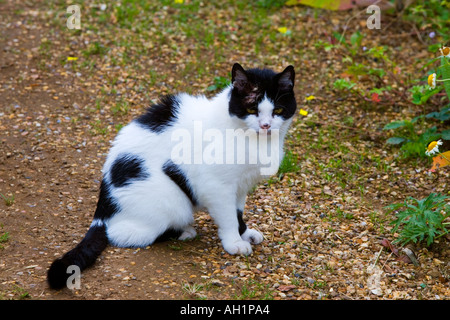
[260,123,271,130]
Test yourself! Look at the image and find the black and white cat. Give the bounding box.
[47,63,297,289]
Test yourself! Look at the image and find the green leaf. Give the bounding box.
[441,129,450,140]
[409,85,441,105]
[383,120,407,130]
[411,115,424,123]
[426,106,450,121]
[333,79,355,91]
[368,68,386,78]
[350,30,363,49]
[439,57,450,99]
[386,137,406,145]
[420,87,442,104]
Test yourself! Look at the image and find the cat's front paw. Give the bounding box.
[241,228,264,244]
[223,240,253,255]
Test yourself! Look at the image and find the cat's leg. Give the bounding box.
[236,194,264,245]
[208,200,253,255]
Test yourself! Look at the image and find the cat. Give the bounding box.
[47,63,297,289]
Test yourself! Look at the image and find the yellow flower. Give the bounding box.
[299,109,308,116]
[67,57,78,61]
[174,0,183,3]
[428,73,436,89]
[439,46,450,57]
[425,139,443,156]
[305,95,315,101]
[277,27,288,34]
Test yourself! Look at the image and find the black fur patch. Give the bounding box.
[154,228,183,243]
[237,209,247,235]
[136,95,180,133]
[162,160,198,206]
[93,180,120,221]
[229,64,296,121]
[110,153,149,188]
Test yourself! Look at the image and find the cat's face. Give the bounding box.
[228,63,296,134]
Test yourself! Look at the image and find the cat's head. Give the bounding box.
[228,63,296,133]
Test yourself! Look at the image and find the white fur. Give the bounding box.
[99,87,291,255]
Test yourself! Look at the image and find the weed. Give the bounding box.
[234,279,274,300]
[385,193,450,247]
[403,1,450,43]
[12,285,30,300]
[207,76,230,92]
[89,120,109,136]
[333,78,356,91]
[111,99,130,115]
[369,211,386,234]
[0,230,9,249]
[82,41,108,57]
[383,117,442,159]
[0,193,14,206]
[168,243,182,251]
[182,283,207,300]
[278,149,300,177]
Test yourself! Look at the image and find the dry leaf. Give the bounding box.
[380,238,399,256]
[396,255,412,264]
[278,285,297,292]
[429,151,450,172]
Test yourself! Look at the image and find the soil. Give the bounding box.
[0,0,449,300]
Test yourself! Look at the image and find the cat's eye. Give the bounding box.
[246,108,257,114]
[274,108,283,114]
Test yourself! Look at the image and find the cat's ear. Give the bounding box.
[231,63,249,91]
[277,65,295,90]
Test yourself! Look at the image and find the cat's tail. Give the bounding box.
[47,223,108,290]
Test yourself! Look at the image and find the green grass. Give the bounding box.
[0,231,9,249]
[0,193,14,206]
[234,279,274,300]
[89,120,109,136]
[278,149,300,176]
[82,41,108,57]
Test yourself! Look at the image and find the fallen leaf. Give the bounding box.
[429,151,450,172]
[380,238,399,256]
[396,254,412,264]
[278,285,296,292]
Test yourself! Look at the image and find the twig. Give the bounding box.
[409,22,426,46]
[372,247,384,268]
[381,251,394,270]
